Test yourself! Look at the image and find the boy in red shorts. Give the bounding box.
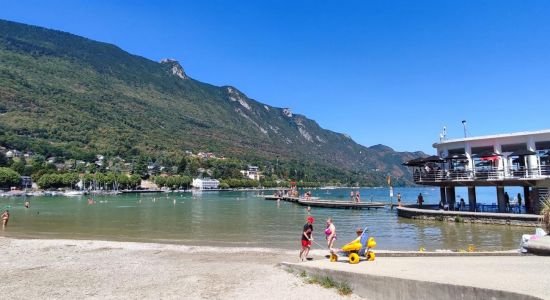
[299,216,314,261]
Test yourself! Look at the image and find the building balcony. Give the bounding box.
[413,165,550,184]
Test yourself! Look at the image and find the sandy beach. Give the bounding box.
[0,237,360,300]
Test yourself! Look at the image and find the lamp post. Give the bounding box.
[462,120,467,138]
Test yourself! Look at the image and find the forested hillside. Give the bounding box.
[0,19,424,186]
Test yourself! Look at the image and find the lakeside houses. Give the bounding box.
[21,176,32,189]
[95,155,105,166]
[192,178,220,190]
[241,165,261,180]
[5,149,22,158]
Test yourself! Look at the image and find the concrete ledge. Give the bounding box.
[280,262,543,300]
[374,250,520,257]
[397,206,539,226]
[525,236,550,255]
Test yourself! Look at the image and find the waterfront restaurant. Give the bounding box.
[403,129,550,215]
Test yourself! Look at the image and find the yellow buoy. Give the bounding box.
[349,253,360,264]
[419,247,425,252]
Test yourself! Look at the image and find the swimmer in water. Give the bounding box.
[24,201,30,208]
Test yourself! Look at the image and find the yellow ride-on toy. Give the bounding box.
[329,227,376,264]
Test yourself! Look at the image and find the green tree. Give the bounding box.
[117,174,130,189]
[10,159,26,175]
[177,157,187,175]
[0,167,21,188]
[62,173,80,188]
[129,174,141,189]
[132,156,148,177]
[0,152,8,167]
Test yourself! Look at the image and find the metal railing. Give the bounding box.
[413,165,550,183]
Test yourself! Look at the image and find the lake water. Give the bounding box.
[0,187,529,251]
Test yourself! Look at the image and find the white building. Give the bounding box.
[405,129,550,214]
[241,165,261,180]
[192,178,220,190]
[6,150,21,158]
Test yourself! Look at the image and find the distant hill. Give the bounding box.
[0,19,425,185]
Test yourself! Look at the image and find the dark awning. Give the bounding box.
[510,149,536,156]
[445,153,468,160]
[422,155,445,163]
[402,157,426,166]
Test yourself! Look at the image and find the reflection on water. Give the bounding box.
[0,187,528,250]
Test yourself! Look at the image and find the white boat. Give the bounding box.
[8,188,25,196]
[26,191,45,197]
[319,186,337,190]
[63,190,86,196]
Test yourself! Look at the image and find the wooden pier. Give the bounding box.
[265,196,387,209]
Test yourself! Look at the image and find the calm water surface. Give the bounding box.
[0,187,528,251]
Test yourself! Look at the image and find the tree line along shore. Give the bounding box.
[0,150,354,191]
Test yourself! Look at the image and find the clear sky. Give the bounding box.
[2,0,550,153]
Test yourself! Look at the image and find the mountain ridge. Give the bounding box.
[0,18,425,185]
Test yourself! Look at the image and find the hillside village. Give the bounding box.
[0,145,325,193]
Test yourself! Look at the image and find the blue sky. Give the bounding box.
[2,0,550,153]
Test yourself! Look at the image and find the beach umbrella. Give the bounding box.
[510,149,536,156]
[472,151,503,158]
[422,155,445,163]
[445,153,468,160]
[402,157,426,166]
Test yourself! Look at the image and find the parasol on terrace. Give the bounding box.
[402,157,426,166]
[509,149,536,156]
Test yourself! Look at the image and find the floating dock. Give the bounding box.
[265,196,386,209]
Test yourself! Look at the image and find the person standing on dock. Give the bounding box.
[350,191,355,202]
[300,216,314,261]
[417,193,424,208]
[504,192,510,212]
[397,193,402,207]
[355,191,361,203]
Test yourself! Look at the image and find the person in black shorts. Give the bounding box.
[299,216,314,261]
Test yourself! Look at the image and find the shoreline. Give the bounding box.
[1,237,544,300]
[0,236,521,256]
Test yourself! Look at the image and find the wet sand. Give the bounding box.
[0,238,360,299]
